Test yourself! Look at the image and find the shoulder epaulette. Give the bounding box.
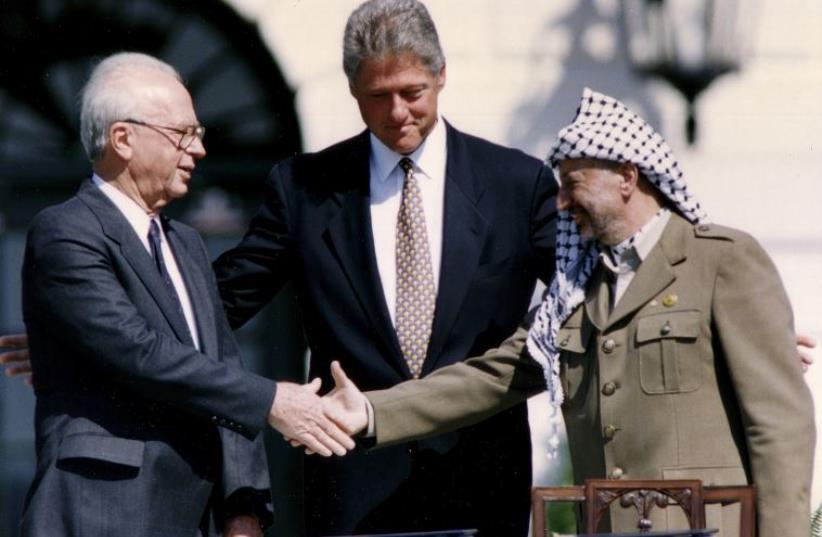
[693,222,734,241]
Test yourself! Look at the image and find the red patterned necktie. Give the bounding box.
[395,157,436,378]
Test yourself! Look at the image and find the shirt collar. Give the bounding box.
[369,116,446,182]
[601,208,671,273]
[92,174,159,246]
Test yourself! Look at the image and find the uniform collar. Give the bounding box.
[601,208,671,274]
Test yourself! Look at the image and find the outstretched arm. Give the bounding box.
[307,326,545,454]
[365,326,544,446]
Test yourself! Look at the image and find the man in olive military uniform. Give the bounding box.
[323,88,815,537]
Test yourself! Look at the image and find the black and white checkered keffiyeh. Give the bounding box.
[527,87,708,407]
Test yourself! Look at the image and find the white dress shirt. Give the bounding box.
[92,174,201,350]
[369,117,447,325]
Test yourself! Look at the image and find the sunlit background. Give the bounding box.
[1,1,820,535]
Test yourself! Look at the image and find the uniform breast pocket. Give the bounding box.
[558,325,592,406]
[636,310,702,394]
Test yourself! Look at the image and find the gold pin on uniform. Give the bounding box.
[662,294,678,307]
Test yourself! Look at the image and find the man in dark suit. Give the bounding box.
[19,52,352,537]
[212,1,556,535]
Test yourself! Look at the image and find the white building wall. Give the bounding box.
[230,0,822,509]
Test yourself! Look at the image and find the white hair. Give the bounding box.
[79,52,182,161]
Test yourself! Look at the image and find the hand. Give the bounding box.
[223,514,262,537]
[267,378,355,457]
[322,361,369,436]
[797,332,816,373]
[0,333,32,385]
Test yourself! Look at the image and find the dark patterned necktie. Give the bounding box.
[148,219,189,330]
[395,157,436,378]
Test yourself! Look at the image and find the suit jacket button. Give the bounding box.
[609,466,624,479]
[602,382,617,396]
[603,425,618,439]
[601,339,616,353]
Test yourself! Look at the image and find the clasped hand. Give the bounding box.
[283,361,369,455]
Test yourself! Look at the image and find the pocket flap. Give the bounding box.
[58,434,145,468]
[637,310,700,343]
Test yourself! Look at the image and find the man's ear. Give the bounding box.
[618,163,639,196]
[436,65,446,91]
[108,122,134,161]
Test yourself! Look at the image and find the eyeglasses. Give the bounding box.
[121,118,205,150]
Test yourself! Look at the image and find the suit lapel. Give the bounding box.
[605,214,689,329]
[77,181,194,346]
[164,219,218,358]
[423,124,489,374]
[323,133,405,371]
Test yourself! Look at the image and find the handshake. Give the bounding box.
[267,361,370,457]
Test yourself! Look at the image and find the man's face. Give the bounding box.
[350,53,445,155]
[125,73,206,212]
[557,158,625,244]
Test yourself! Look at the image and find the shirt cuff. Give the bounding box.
[365,397,376,438]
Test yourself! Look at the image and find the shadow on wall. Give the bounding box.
[508,0,663,161]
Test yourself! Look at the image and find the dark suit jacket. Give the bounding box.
[214,122,557,535]
[20,181,277,537]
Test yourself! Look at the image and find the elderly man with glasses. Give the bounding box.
[17,52,354,537]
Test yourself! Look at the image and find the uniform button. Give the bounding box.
[602,382,617,396]
[602,339,616,353]
[603,425,618,439]
[660,322,672,336]
[609,467,624,479]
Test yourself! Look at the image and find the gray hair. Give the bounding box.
[343,0,445,85]
[79,52,181,161]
